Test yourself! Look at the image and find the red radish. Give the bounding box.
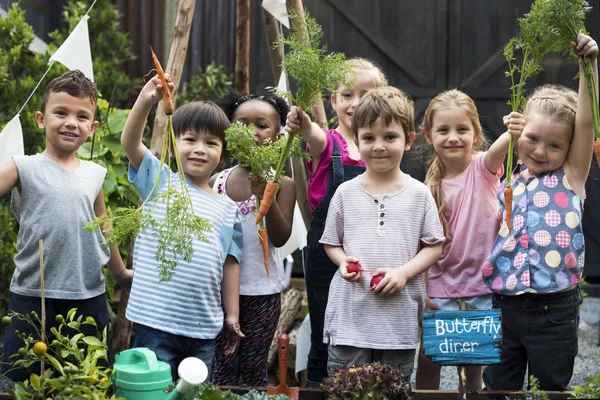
[370,275,384,289]
[347,262,362,274]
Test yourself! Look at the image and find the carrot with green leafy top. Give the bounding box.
[150,46,174,115]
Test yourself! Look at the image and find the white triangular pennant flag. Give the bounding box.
[0,115,24,167]
[49,15,94,81]
[262,0,290,29]
[280,202,308,259]
[277,71,290,105]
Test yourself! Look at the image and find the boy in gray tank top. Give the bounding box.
[0,70,132,388]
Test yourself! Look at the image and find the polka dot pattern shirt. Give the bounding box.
[484,165,584,295]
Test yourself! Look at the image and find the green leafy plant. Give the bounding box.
[48,0,138,107]
[570,370,600,399]
[521,375,550,400]
[178,62,234,104]
[86,114,214,282]
[0,202,17,319]
[0,2,51,157]
[165,382,291,400]
[320,362,414,400]
[523,0,598,141]
[225,122,307,185]
[3,308,123,399]
[264,9,346,223]
[273,9,349,111]
[503,2,550,190]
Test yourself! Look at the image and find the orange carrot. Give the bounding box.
[504,187,513,231]
[255,181,279,225]
[594,141,600,166]
[258,227,269,277]
[149,46,174,115]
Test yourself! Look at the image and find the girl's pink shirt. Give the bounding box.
[307,129,365,214]
[426,152,502,298]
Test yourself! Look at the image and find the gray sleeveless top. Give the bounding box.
[11,154,109,299]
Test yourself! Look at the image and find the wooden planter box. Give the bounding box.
[0,388,573,399]
[223,387,574,399]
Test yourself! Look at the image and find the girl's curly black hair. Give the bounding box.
[216,92,289,129]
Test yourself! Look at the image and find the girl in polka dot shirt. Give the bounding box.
[482,34,598,392]
[416,90,524,392]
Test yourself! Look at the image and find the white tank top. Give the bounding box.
[214,166,286,295]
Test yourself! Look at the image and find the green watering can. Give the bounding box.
[114,347,208,400]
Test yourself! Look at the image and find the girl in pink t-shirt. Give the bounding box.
[415,89,524,392]
[285,58,388,385]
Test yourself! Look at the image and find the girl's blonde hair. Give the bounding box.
[523,84,577,132]
[420,89,487,235]
[340,58,388,93]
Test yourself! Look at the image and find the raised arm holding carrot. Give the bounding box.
[122,67,245,381]
[483,34,598,391]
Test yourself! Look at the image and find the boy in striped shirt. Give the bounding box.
[320,87,444,379]
[121,75,244,380]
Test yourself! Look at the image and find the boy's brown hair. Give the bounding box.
[41,70,98,113]
[351,86,414,143]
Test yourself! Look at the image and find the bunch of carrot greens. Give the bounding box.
[86,49,213,282]
[225,122,307,277]
[525,0,599,158]
[259,9,349,224]
[503,0,597,230]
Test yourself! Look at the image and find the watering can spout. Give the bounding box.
[168,357,209,398]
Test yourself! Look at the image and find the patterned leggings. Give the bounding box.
[212,293,281,386]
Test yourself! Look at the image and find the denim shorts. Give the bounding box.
[133,324,216,382]
[431,294,493,311]
[482,288,582,391]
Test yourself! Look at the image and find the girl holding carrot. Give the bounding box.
[210,92,296,386]
[285,58,393,385]
[482,34,598,391]
[415,89,524,392]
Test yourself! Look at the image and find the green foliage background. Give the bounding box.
[0,0,139,317]
[0,0,234,318]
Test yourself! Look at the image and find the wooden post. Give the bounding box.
[286,0,328,129]
[150,0,197,155]
[262,7,282,81]
[111,239,136,358]
[262,7,312,228]
[235,0,251,95]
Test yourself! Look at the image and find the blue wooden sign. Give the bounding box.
[422,309,502,366]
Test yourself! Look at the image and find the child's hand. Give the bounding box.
[425,297,440,311]
[339,256,362,282]
[572,34,598,61]
[117,269,133,294]
[139,74,174,107]
[223,317,245,356]
[248,173,268,200]
[503,112,525,141]
[285,106,313,138]
[372,267,408,296]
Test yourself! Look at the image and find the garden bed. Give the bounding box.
[222,387,573,400]
[0,388,574,399]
